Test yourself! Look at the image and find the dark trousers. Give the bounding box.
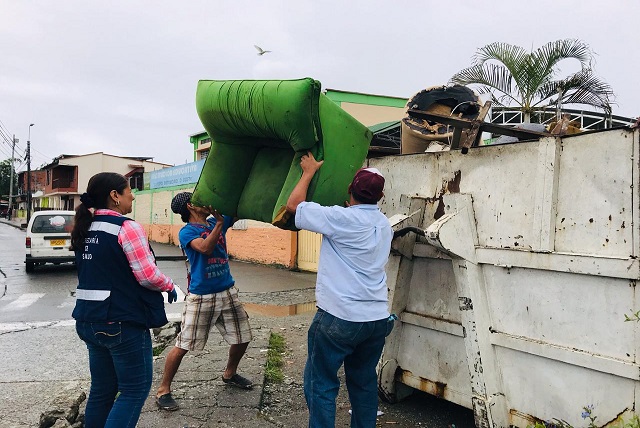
[304,309,394,428]
[76,321,152,428]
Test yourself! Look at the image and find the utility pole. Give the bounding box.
[8,135,17,219]
[26,124,34,224]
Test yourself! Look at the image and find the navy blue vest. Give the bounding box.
[72,215,168,328]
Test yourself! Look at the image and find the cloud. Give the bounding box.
[0,0,638,171]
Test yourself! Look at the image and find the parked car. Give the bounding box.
[25,210,76,272]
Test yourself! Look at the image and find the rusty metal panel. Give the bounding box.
[485,266,635,360]
[405,258,462,324]
[373,143,541,251]
[555,129,634,257]
[395,322,471,409]
[497,346,636,425]
[376,129,640,427]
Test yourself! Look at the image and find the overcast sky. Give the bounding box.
[1,0,638,169]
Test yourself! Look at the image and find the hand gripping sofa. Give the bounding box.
[191,78,373,230]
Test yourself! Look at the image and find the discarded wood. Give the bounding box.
[456,101,492,153]
[407,108,548,143]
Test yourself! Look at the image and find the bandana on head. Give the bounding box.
[171,192,192,214]
[349,167,385,203]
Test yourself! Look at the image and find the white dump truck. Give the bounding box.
[375,126,640,427]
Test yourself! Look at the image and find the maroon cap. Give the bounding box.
[349,167,385,203]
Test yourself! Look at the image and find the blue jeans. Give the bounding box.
[304,309,394,428]
[76,321,152,428]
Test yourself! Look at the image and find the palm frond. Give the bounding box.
[563,91,613,114]
[472,42,530,91]
[536,69,614,113]
[450,39,615,120]
[534,39,593,69]
[526,39,594,99]
[450,63,521,107]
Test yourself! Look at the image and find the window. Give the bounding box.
[31,214,74,233]
[200,150,209,160]
[129,172,144,191]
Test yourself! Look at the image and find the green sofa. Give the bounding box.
[191,78,372,230]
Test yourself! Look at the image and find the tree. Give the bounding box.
[0,159,17,199]
[450,39,614,123]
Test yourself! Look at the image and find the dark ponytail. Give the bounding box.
[71,172,128,250]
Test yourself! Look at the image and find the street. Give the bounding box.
[0,223,188,427]
[0,224,187,325]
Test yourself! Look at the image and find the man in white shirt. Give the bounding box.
[285,152,394,428]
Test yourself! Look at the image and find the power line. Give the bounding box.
[0,119,28,154]
[0,128,13,146]
[0,144,12,159]
[0,120,14,145]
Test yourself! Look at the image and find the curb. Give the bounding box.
[0,218,25,230]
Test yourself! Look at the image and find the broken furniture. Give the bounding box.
[191,78,372,229]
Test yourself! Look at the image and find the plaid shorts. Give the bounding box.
[175,286,253,351]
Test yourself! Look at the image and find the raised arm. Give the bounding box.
[286,151,324,214]
[187,208,225,256]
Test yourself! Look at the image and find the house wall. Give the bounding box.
[339,102,405,126]
[60,153,169,194]
[190,132,212,161]
[70,153,103,194]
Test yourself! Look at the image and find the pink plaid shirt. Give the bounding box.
[95,209,174,293]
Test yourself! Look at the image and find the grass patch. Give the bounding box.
[153,345,166,357]
[264,332,286,383]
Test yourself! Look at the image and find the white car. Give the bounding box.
[25,210,76,272]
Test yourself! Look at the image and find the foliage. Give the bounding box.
[624,309,640,322]
[528,405,640,428]
[152,345,165,356]
[617,415,640,428]
[0,159,18,198]
[264,332,286,383]
[450,39,614,122]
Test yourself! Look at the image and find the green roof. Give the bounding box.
[368,121,400,133]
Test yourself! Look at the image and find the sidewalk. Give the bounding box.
[1,215,321,427]
[0,216,26,229]
[139,245,318,427]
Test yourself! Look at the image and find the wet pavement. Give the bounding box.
[0,216,318,427]
[0,216,474,428]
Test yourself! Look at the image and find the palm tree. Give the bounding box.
[450,39,614,123]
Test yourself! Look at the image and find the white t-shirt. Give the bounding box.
[295,201,392,322]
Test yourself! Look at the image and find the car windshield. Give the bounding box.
[31,214,74,233]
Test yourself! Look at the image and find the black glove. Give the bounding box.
[167,288,178,304]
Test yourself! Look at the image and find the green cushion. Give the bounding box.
[191,78,372,230]
[195,79,321,150]
[237,147,294,222]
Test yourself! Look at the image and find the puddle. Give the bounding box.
[244,301,316,317]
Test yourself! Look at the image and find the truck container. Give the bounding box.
[375,127,639,427]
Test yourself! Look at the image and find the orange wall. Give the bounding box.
[144,223,297,269]
[226,228,297,268]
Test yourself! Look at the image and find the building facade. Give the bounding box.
[14,152,170,218]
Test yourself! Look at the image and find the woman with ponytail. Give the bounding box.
[71,172,178,428]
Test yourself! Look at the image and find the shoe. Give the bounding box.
[156,393,179,411]
[222,373,253,389]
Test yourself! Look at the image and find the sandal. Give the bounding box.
[156,393,179,411]
[222,373,253,389]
